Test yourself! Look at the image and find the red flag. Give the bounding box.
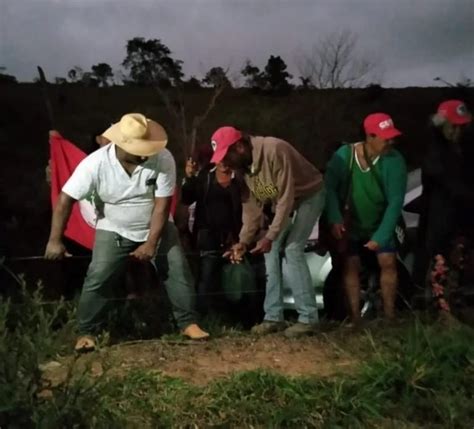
[49,133,96,250]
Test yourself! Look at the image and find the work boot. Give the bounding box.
[283,322,315,338]
[251,320,286,335]
[182,323,210,340]
[74,335,96,353]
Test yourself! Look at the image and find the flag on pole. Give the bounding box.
[49,133,96,250]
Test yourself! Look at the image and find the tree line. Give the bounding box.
[1,31,386,90]
[59,32,378,90]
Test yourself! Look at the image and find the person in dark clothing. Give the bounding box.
[181,159,243,315]
[415,99,473,286]
[174,144,214,253]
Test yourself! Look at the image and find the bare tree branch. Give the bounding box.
[194,83,225,129]
[189,82,226,156]
[295,30,377,89]
[154,85,179,120]
[155,78,225,158]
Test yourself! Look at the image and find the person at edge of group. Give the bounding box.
[44,113,209,352]
[210,126,326,338]
[414,100,473,289]
[181,150,243,315]
[325,113,407,327]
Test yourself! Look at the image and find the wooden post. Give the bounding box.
[37,66,55,128]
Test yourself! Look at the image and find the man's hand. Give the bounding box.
[364,240,380,252]
[223,243,248,264]
[44,240,71,260]
[331,223,346,240]
[130,242,156,262]
[185,158,198,178]
[250,237,273,254]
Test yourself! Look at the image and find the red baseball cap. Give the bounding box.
[437,100,472,125]
[210,126,243,164]
[364,113,402,140]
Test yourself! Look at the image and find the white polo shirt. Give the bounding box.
[62,143,176,242]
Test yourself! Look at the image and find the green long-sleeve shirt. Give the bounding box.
[324,144,407,247]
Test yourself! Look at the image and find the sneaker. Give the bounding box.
[283,322,315,338]
[251,321,286,335]
[182,323,210,340]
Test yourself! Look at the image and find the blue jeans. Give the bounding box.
[263,188,326,324]
[196,251,225,315]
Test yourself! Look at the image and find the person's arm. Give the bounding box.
[131,150,176,261]
[180,159,200,205]
[130,196,171,261]
[324,146,349,225]
[44,192,76,260]
[371,153,407,247]
[147,197,172,246]
[225,192,263,263]
[264,148,296,242]
[181,175,200,206]
[45,156,96,259]
[239,192,264,246]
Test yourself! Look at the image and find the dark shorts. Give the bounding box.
[348,239,397,257]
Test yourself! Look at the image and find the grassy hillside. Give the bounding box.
[2,285,474,428]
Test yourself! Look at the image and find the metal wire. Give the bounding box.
[0,254,266,304]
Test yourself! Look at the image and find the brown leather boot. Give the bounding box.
[283,322,316,338]
[182,323,210,340]
[74,335,96,353]
[250,321,286,335]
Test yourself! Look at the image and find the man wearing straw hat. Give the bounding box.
[44,113,209,351]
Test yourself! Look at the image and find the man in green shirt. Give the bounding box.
[325,113,407,325]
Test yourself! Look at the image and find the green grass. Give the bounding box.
[99,319,474,428]
[1,284,473,428]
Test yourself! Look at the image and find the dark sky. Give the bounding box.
[1,0,473,87]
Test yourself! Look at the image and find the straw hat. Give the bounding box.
[102,113,167,156]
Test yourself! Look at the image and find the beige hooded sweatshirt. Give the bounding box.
[239,136,323,244]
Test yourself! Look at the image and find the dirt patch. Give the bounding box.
[43,334,358,386]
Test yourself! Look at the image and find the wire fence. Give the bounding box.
[0,253,268,306]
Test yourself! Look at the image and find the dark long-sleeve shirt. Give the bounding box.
[181,168,242,249]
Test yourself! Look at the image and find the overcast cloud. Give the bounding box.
[1,0,473,87]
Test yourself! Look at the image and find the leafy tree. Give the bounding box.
[67,66,84,83]
[241,60,265,89]
[298,76,313,90]
[183,76,202,89]
[202,67,231,88]
[263,55,292,92]
[122,37,183,86]
[0,66,18,84]
[81,72,99,87]
[91,63,114,87]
